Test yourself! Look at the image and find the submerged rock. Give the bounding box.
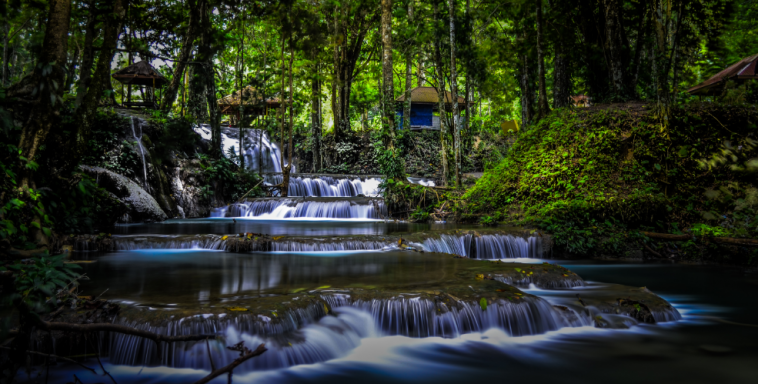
[81,165,168,223]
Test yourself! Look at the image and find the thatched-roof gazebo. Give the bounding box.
[217,85,283,116]
[112,61,167,109]
[112,61,168,87]
[217,85,285,126]
[688,53,758,96]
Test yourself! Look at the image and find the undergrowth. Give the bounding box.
[456,103,758,261]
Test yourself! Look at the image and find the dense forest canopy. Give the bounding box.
[0,0,757,248]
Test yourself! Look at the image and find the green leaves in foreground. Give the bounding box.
[3,255,82,312]
[479,297,488,311]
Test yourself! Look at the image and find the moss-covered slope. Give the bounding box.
[458,103,758,258]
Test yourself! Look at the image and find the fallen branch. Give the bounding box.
[640,241,663,258]
[235,180,265,204]
[193,342,267,384]
[0,346,97,374]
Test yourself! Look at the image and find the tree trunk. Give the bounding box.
[536,0,549,119]
[162,0,201,110]
[3,22,10,86]
[331,10,342,139]
[552,38,570,108]
[417,49,425,87]
[602,0,631,100]
[74,11,98,108]
[402,0,414,131]
[433,1,448,187]
[449,0,461,188]
[17,0,72,188]
[381,0,395,146]
[74,0,125,163]
[630,2,648,91]
[311,70,321,172]
[278,33,286,183]
[187,63,208,122]
[65,44,80,93]
[288,46,294,170]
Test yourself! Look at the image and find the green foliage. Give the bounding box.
[2,255,82,314]
[460,104,758,254]
[150,116,199,162]
[196,155,263,202]
[376,147,405,180]
[40,174,125,234]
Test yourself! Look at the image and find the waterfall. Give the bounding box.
[418,234,544,259]
[111,235,393,252]
[323,295,580,338]
[284,176,382,197]
[129,117,149,190]
[105,293,584,371]
[193,125,293,174]
[211,198,387,220]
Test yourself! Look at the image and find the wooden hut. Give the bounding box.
[394,86,473,130]
[217,85,283,125]
[688,53,758,96]
[111,61,168,109]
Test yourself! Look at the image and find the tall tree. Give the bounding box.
[14,0,72,189]
[449,0,461,188]
[161,0,202,110]
[329,0,379,140]
[402,0,414,131]
[536,0,549,118]
[432,0,448,186]
[380,0,394,145]
[74,0,126,165]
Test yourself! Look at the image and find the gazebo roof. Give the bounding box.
[217,85,283,115]
[111,61,168,87]
[394,86,471,104]
[688,53,758,95]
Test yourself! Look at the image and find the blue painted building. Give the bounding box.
[395,86,470,130]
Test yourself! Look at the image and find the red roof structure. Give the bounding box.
[688,53,758,95]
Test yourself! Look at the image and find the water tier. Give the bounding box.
[210,197,388,220]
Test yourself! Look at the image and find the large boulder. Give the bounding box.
[81,165,168,223]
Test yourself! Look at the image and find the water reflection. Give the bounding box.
[112,219,486,236]
[78,250,451,306]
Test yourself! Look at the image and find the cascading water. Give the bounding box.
[285,176,382,197]
[418,233,544,259]
[194,125,292,174]
[129,116,149,190]
[211,198,387,220]
[111,235,393,252]
[106,293,585,371]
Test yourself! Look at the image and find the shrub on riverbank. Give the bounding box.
[458,103,758,262]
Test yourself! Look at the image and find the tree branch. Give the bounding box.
[192,343,267,384]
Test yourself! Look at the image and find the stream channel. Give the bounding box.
[27,126,758,383]
[29,219,758,384]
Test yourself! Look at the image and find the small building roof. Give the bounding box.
[688,53,758,95]
[217,85,283,115]
[395,86,471,105]
[112,61,168,87]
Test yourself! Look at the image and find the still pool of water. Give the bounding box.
[23,220,758,384]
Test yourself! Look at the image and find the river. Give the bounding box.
[27,219,758,384]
